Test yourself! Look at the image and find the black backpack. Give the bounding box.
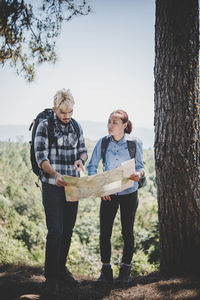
[101,136,146,188]
[29,108,80,176]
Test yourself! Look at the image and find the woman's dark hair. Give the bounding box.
[110,109,132,133]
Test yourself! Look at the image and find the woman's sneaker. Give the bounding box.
[96,265,113,284]
[115,265,132,284]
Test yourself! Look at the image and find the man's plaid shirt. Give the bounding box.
[34,113,87,185]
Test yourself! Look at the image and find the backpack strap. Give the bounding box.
[127,140,136,159]
[47,114,54,145]
[70,118,80,139]
[101,135,112,165]
[70,118,81,151]
[47,114,59,157]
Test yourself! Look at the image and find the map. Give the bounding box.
[64,158,135,202]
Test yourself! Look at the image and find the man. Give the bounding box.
[34,89,87,295]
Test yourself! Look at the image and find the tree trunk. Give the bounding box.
[154,0,200,275]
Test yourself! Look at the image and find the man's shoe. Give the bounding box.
[96,265,113,284]
[41,278,58,298]
[115,265,132,283]
[59,267,79,287]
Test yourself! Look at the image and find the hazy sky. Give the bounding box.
[0,0,155,128]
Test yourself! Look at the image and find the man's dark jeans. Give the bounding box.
[42,182,78,279]
[100,191,138,265]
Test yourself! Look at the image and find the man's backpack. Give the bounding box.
[29,108,80,176]
[101,136,146,189]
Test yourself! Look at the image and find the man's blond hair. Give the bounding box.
[53,89,75,109]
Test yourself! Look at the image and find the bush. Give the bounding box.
[12,215,45,252]
[0,226,31,265]
[131,249,158,276]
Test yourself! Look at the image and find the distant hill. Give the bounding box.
[0,122,154,149]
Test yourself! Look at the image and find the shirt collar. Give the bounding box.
[109,135,126,145]
[110,134,131,145]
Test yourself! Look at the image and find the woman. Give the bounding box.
[87,109,145,284]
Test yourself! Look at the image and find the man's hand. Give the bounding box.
[55,173,68,187]
[40,161,67,186]
[74,159,84,172]
[101,195,111,201]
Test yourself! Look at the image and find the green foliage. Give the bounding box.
[0,195,11,222]
[0,1,91,81]
[135,197,159,267]
[139,148,157,200]
[0,141,46,264]
[12,215,45,251]
[0,225,31,265]
[131,249,158,276]
[0,140,159,277]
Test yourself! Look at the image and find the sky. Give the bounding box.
[0,0,155,129]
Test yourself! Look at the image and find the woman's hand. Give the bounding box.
[101,195,111,201]
[129,172,141,182]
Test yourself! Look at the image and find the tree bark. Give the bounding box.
[154,0,200,275]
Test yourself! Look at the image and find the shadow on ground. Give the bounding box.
[1,265,200,300]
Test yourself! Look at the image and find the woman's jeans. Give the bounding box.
[100,191,138,265]
[42,182,78,279]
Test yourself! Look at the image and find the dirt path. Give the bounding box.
[1,265,200,300]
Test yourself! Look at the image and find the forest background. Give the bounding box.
[0,138,158,279]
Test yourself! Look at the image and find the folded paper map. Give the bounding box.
[64,158,135,202]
